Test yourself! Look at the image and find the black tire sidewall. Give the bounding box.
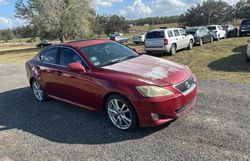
[105,94,138,131]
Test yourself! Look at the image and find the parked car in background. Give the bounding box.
[110,33,128,43]
[221,24,238,37]
[207,25,226,40]
[132,32,146,44]
[186,26,214,46]
[144,28,194,55]
[247,40,250,62]
[26,39,198,131]
[36,40,52,48]
[240,19,250,36]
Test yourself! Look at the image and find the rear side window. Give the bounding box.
[173,30,180,36]
[242,20,250,25]
[207,26,216,30]
[59,48,84,66]
[167,30,174,37]
[146,31,164,39]
[40,47,58,64]
[179,29,186,36]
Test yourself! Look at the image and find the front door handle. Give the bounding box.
[35,66,40,71]
[56,71,63,76]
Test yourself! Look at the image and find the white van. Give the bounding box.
[144,28,194,55]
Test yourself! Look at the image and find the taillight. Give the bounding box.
[164,38,168,45]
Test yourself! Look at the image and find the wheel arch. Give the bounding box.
[103,92,131,113]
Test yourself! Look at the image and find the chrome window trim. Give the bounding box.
[39,45,90,69]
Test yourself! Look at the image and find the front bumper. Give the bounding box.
[144,45,171,53]
[240,29,250,33]
[132,81,198,127]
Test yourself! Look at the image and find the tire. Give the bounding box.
[105,94,138,131]
[188,40,193,50]
[210,36,214,43]
[199,39,203,46]
[32,79,47,102]
[170,44,177,55]
[247,55,250,62]
[239,32,243,37]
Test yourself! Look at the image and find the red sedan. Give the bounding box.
[26,39,197,131]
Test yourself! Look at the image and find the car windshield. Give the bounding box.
[146,31,164,39]
[186,28,198,34]
[207,26,216,30]
[221,25,229,29]
[242,20,250,25]
[80,42,139,67]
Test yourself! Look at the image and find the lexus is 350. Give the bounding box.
[26,39,198,131]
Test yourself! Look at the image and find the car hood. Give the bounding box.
[102,55,191,86]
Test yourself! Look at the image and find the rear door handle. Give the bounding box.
[56,71,63,76]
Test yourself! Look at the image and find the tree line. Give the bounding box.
[179,0,250,26]
[0,0,249,42]
[127,16,180,26]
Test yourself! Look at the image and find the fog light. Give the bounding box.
[151,113,159,121]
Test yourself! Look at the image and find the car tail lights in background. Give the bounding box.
[164,38,168,45]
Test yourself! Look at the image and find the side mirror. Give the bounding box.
[68,62,86,74]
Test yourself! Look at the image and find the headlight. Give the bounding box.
[136,86,174,97]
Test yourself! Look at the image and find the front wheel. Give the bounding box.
[188,40,193,50]
[32,80,47,102]
[247,55,250,62]
[210,36,214,43]
[105,94,138,131]
[199,39,203,46]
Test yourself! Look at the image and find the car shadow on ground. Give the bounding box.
[0,87,173,145]
[208,45,250,72]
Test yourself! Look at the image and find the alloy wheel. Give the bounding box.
[32,80,44,101]
[170,44,176,55]
[189,40,193,49]
[199,39,203,46]
[107,98,133,130]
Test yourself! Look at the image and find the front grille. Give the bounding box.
[174,76,195,93]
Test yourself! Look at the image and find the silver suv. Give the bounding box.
[144,28,194,55]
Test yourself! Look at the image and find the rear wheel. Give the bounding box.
[32,80,47,102]
[105,94,138,131]
[170,44,177,55]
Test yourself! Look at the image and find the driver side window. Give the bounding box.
[59,48,86,67]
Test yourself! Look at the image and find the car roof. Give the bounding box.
[56,39,113,48]
[148,28,183,32]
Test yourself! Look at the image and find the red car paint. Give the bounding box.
[26,39,197,127]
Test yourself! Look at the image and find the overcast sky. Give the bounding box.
[0,0,239,29]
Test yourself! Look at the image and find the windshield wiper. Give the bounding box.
[101,55,139,67]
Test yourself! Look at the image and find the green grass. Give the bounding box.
[128,37,250,83]
[0,46,40,63]
[0,37,249,83]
